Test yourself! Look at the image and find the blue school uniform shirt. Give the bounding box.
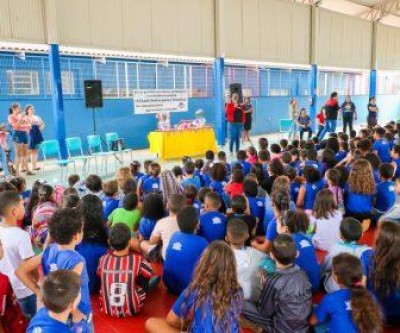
[231,160,251,176]
[76,242,107,294]
[373,138,391,163]
[336,150,348,162]
[344,185,374,214]
[304,180,326,210]
[163,232,208,296]
[210,180,226,197]
[198,211,227,242]
[138,217,157,240]
[314,289,358,333]
[373,169,381,184]
[41,244,92,315]
[290,182,301,204]
[375,181,396,212]
[361,249,400,322]
[247,197,265,222]
[102,196,120,220]
[394,158,400,179]
[172,288,241,333]
[266,217,278,242]
[27,308,71,333]
[292,233,320,291]
[142,176,160,194]
[133,171,145,183]
[181,176,201,190]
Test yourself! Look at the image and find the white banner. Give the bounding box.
[133,89,189,114]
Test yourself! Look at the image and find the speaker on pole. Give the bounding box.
[84,80,103,108]
[229,83,243,103]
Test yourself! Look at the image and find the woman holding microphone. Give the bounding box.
[225,93,244,154]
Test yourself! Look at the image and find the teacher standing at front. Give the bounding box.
[225,93,244,154]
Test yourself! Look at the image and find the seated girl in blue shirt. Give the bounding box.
[310,253,382,333]
[375,163,396,214]
[297,166,326,212]
[145,241,243,333]
[138,193,165,241]
[142,163,161,195]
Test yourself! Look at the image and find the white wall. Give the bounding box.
[375,23,400,70]
[0,0,45,43]
[315,8,373,69]
[223,0,311,64]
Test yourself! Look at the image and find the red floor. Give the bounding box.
[92,229,399,333]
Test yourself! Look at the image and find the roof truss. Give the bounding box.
[359,0,400,20]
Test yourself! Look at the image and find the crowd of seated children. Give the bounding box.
[0,121,400,332]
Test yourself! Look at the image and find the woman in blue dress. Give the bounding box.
[25,105,44,171]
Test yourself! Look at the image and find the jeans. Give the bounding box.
[229,122,242,153]
[317,125,324,138]
[343,113,353,134]
[0,147,10,177]
[318,119,337,140]
[299,126,312,140]
[18,293,37,318]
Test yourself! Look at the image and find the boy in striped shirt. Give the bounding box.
[98,224,153,317]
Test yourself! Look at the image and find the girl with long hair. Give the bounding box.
[310,189,343,251]
[311,253,382,333]
[145,241,243,333]
[76,194,108,294]
[25,105,44,171]
[297,166,326,211]
[137,193,165,241]
[361,221,400,325]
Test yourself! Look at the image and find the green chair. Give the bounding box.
[40,140,76,183]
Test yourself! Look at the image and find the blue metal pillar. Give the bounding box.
[213,57,226,146]
[369,69,377,99]
[49,44,67,159]
[309,64,318,131]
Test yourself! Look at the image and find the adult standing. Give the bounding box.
[340,96,357,134]
[367,96,378,128]
[7,103,33,176]
[25,105,44,171]
[297,108,313,140]
[318,92,339,140]
[242,97,253,143]
[225,93,244,154]
[288,98,298,139]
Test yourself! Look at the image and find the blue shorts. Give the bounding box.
[13,131,29,144]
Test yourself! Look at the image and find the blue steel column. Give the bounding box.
[309,64,318,131]
[49,44,67,159]
[369,69,377,99]
[213,57,226,146]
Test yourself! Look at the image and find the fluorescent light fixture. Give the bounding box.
[225,58,310,70]
[319,65,370,74]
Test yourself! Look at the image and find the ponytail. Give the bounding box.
[272,189,290,226]
[350,285,383,333]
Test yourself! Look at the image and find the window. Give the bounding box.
[45,71,76,95]
[6,70,39,95]
[377,72,400,95]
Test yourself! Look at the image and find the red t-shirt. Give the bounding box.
[225,182,244,198]
[316,113,325,125]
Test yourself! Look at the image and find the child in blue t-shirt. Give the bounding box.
[183,185,201,215]
[138,193,165,241]
[210,163,228,210]
[375,163,396,214]
[102,180,120,220]
[310,253,382,333]
[142,162,161,195]
[130,160,145,183]
[243,179,265,224]
[284,166,302,206]
[181,161,201,190]
[16,208,93,332]
[146,241,243,333]
[283,211,320,292]
[198,192,227,242]
[27,271,81,333]
[231,150,251,176]
[391,144,400,179]
[163,206,208,296]
[194,159,211,187]
[137,159,153,197]
[336,141,349,162]
[373,127,391,163]
[297,166,325,211]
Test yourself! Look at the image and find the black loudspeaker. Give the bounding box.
[229,83,243,103]
[84,80,103,108]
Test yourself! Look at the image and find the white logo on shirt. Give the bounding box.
[299,240,311,248]
[312,185,317,190]
[172,242,182,251]
[345,300,352,311]
[295,188,300,193]
[33,328,43,333]
[257,202,264,207]
[49,263,58,272]
[212,217,221,224]
[152,183,159,189]
[389,186,395,192]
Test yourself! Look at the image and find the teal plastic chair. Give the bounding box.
[65,137,92,177]
[105,132,133,164]
[40,140,76,182]
[87,134,112,175]
[279,119,294,138]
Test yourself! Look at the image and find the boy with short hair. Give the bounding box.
[322,217,370,293]
[27,270,81,333]
[163,206,208,295]
[142,163,161,195]
[102,180,120,220]
[242,234,312,333]
[373,127,391,163]
[198,192,227,242]
[181,161,201,190]
[231,150,251,176]
[258,137,268,151]
[226,219,266,301]
[16,208,93,331]
[98,224,153,317]
[0,191,36,318]
[141,194,186,260]
[85,174,104,199]
[227,195,256,245]
[375,163,396,214]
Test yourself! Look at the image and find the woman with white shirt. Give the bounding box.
[25,105,44,171]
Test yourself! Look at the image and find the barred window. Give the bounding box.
[6,70,40,95]
[45,71,76,95]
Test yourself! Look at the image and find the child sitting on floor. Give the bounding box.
[102,180,120,220]
[138,193,165,241]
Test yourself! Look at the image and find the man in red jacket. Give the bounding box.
[318,92,339,140]
[225,93,245,153]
